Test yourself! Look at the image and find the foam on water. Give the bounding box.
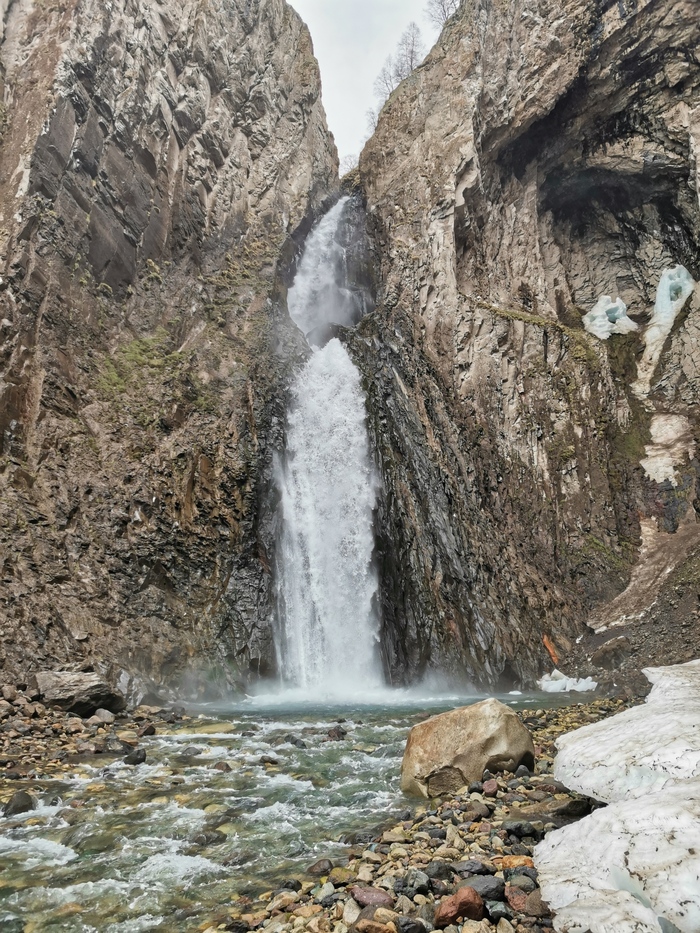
[136,853,225,886]
[0,836,78,867]
[106,916,165,933]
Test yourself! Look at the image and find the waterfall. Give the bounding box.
[274,197,383,698]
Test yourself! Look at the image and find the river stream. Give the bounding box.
[0,693,565,932]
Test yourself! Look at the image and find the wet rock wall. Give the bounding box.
[0,0,338,695]
[358,0,700,687]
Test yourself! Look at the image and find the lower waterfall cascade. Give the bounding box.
[273,197,383,698]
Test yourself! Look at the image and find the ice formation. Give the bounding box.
[582,295,639,340]
[535,660,700,933]
[538,669,598,693]
[632,265,696,398]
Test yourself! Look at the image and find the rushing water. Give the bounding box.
[0,694,558,932]
[274,197,382,697]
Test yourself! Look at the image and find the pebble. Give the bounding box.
[124,749,146,766]
[434,887,485,926]
[459,877,505,901]
[349,886,396,909]
[308,859,334,876]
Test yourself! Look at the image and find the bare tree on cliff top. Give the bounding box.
[393,22,426,82]
[425,0,460,28]
[373,22,426,111]
[374,57,398,101]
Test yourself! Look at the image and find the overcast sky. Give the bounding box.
[290,0,438,161]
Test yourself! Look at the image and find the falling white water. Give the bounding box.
[274,197,383,697]
[287,198,367,344]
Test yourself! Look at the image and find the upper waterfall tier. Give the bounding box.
[287,197,373,348]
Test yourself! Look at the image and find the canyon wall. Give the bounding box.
[357,0,700,688]
[3,0,698,696]
[0,0,338,696]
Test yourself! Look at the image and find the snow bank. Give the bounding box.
[538,669,598,693]
[554,660,700,801]
[535,660,700,933]
[536,779,700,933]
[583,295,639,340]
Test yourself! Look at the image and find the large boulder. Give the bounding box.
[401,699,535,797]
[27,672,127,717]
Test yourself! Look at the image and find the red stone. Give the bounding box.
[482,779,499,797]
[504,886,528,912]
[434,887,485,927]
[349,887,395,909]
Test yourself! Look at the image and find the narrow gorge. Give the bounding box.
[0,0,699,928]
[3,0,698,700]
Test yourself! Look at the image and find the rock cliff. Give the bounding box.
[0,0,338,695]
[358,0,700,687]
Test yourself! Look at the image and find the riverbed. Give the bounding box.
[0,692,572,932]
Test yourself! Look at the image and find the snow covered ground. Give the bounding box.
[535,660,700,933]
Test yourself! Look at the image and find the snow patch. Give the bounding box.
[583,295,639,340]
[538,669,598,693]
[640,414,695,486]
[536,779,700,933]
[632,266,696,398]
[552,660,700,801]
[535,660,700,932]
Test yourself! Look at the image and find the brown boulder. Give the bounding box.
[434,887,485,927]
[524,890,551,918]
[27,672,126,716]
[400,699,535,797]
[590,636,631,670]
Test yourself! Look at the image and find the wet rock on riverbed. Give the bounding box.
[198,699,632,933]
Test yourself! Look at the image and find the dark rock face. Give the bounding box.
[358,0,700,687]
[0,0,338,692]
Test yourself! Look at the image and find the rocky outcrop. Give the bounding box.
[401,698,535,797]
[0,0,338,693]
[358,0,700,687]
[26,671,126,715]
